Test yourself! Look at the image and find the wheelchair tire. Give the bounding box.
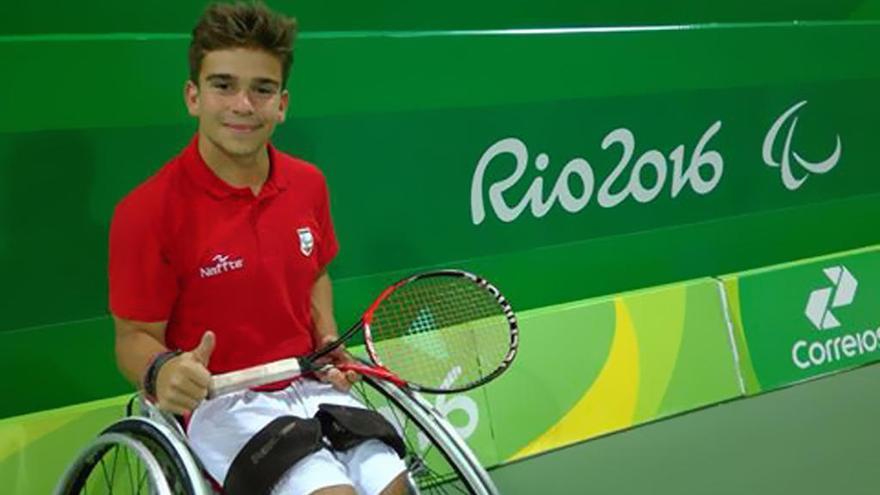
[54,430,175,494]
[54,417,209,495]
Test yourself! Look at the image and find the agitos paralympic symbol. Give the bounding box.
[762,100,842,191]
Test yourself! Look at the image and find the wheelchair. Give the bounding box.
[53,374,499,495]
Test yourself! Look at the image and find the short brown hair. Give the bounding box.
[189,1,298,86]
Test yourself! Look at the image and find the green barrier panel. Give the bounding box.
[1,0,878,35]
[486,278,741,461]
[722,245,880,394]
[0,396,128,495]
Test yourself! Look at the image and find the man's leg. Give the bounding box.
[334,438,409,495]
[379,472,414,495]
[188,389,360,495]
[295,381,409,495]
[310,485,357,495]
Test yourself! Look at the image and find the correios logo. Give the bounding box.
[804,266,857,330]
[791,265,879,370]
[762,100,842,191]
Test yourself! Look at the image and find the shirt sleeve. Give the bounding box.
[316,176,339,270]
[108,194,178,321]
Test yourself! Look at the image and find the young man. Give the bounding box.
[108,3,409,494]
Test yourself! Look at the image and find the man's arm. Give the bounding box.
[113,316,214,414]
[310,268,358,390]
[113,316,169,388]
[310,268,339,345]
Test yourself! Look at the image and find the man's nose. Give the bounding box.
[230,89,255,114]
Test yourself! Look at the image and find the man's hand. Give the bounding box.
[155,331,215,415]
[315,336,360,392]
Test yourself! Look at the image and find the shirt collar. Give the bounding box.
[182,134,289,200]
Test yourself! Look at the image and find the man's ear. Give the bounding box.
[278,89,289,123]
[184,80,200,117]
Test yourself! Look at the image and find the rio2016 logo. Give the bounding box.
[470,122,724,225]
[470,100,843,225]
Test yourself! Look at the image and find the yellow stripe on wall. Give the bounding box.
[509,298,640,461]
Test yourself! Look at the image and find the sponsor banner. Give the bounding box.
[485,278,741,462]
[722,245,880,394]
[313,81,879,287]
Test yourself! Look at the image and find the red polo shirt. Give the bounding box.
[109,135,338,374]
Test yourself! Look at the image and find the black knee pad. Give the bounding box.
[223,416,323,495]
[316,403,406,459]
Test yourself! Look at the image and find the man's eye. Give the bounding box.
[256,86,275,95]
[212,82,231,90]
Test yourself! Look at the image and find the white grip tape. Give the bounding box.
[208,357,303,399]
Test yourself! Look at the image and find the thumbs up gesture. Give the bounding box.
[155,331,215,415]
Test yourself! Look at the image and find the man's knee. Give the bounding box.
[309,485,357,495]
[379,472,414,495]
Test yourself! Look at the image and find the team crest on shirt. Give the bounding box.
[297,227,314,257]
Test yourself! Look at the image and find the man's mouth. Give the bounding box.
[223,123,261,133]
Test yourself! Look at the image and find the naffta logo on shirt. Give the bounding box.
[297,227,314,256]
[200,254,245,278]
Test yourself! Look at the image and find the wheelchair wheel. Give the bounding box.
[54,417,210,495]
[57,379,497,495]
[353,376,499,495]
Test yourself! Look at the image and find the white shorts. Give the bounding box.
[187,380,407,495]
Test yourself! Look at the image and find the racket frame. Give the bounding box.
[209,269,518,398]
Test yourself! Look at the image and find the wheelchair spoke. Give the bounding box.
[97,445,116,493]
[94,447,119,493]
[137,466,149,494]
[350,380,482,495]
[413,456,468,494]
[126,445,138,494]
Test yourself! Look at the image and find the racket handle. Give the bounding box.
[208,357,304,399]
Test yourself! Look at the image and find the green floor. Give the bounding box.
[491,364,880,494]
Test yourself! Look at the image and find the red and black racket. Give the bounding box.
[209,269,518,397]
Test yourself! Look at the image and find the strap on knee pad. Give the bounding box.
[223,416,322,495]
[316,403,406,459]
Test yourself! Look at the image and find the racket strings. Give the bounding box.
[369,275,511,391]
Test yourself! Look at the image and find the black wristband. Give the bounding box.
[143,350,183,399]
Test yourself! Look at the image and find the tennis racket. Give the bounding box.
[208,269,518,397]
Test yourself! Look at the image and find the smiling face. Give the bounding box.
[184,47,289,159]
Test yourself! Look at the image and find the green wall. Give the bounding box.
[2,0,880,34]
[2,18,879,418]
